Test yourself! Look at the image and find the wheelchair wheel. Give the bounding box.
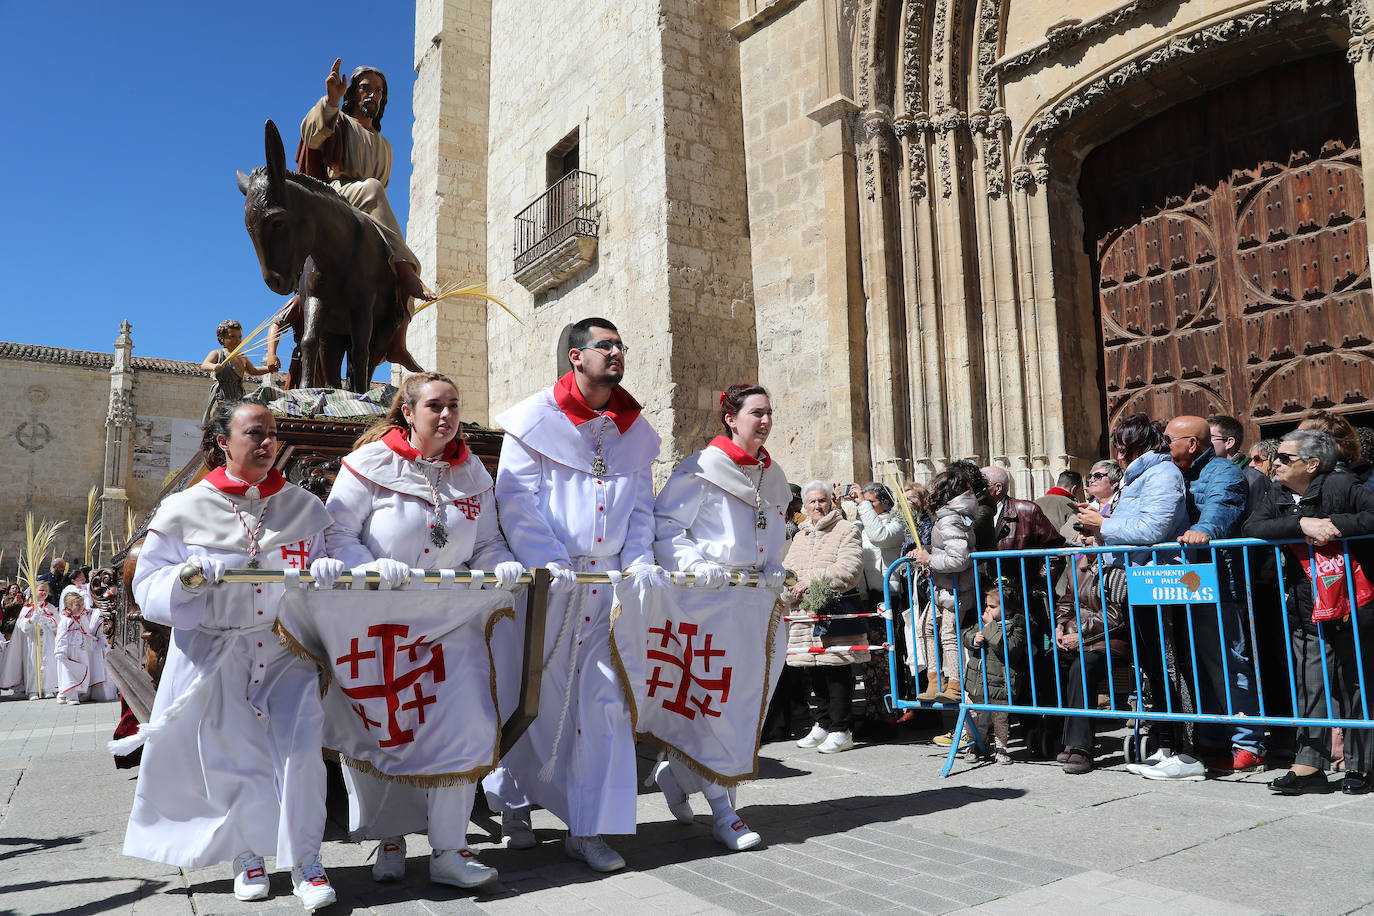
[1123,730,1154,765]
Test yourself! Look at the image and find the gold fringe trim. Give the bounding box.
[274,621,333,698]
[324,748,494,788]
[484,605,514,768]
[635,597,786,788]
[608,602,640,733]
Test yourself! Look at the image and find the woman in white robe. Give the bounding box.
[320,371,521,889]
[651,384,790,850]
[117,401,338,913]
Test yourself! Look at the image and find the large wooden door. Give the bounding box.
[1081,52,1371,443]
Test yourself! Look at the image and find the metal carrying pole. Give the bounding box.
[217,568,794,587]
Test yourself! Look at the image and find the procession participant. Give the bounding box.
[54,590,96,704]
[650,384,790,850]
[13,581,59,699]
[317,371,522,888]
[482,317,665,874]
[298,58,432,369]
[58,567,115,702]
[113,400,338,912]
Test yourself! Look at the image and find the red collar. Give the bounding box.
[709,435,771,468]
[1046,486,1074,498]
[553,371,641,434]
[382,427,470,466]
[205,467,287,497]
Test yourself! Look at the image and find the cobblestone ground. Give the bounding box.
[3,695,1372,915]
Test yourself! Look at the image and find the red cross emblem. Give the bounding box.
[646,620,732,720]
[453,496,482,520]
[279,539,311,568]
[335,623,447,747]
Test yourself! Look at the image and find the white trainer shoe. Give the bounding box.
[231,851,269,901]
[290,854,337,912]
[653,760,695,824]
[1137,753,1205,781]
[372,836,406,882]
[564,834,626,872]
[817,730,854,754]
[431,848,498,888]
[796,724,828,748]
[713,816,762,851]
[1125,747,1173,776]
[502,808,536,849]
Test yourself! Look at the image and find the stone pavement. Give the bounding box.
[3,694,1372,916]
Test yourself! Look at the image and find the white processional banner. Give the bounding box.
[626,583,785,785]
[278,583,515,786]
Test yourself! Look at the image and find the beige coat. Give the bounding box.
[784,510,869,666]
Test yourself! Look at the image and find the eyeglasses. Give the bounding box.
[1249,454,1270,464]
[1273,452,1310,466]
[1162,435,1196,447]
[1087,472,1110,481]
[578,339,629,355]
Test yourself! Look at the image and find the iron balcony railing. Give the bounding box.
[513,170,600,273]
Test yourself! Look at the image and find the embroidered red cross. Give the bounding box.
[645,620,733,720]
[279,540,310,569]
[351,702,382,731]
[453,496,482,520]
[337,623,447,748]
[401,682,437,724]
[336,638,377,679]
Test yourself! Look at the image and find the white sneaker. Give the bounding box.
[564,834,625,873]
[290,854,337,912]
[431,848,498,888]
[817,730,854,754]
[713,816,762,851]
[502,809,536,849]
[1138,753,1205,781]
[653,760,695,824]
[1125,747,1173,776]
[231,851,269,901]
[372,836,405,882]
[796,724,828,748]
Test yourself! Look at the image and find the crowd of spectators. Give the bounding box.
[770,409,1374,796]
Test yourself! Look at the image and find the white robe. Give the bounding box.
[54,612,101,699]
[14,603,59,697]
[59,584,115,701]
[322,438,515,844]
[652,444,790,796]
[121,474,333,869]
[482,386,659,836]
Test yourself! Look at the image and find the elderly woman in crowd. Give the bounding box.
[845,482,907,736]
[1299,410,1372,485]
[1244,429,1374,794]
[909,464,980,706]
[1248,439,1280,479]
[786,481,867,754]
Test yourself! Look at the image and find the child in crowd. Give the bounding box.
[961,581,1026,764]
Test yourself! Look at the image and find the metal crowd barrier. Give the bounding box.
[883,534,1374,777]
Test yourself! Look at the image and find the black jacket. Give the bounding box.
[1242,471,1374,631]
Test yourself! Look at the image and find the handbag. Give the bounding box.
[1290,544,1374,623]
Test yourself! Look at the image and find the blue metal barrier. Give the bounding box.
[883,534,1374,777]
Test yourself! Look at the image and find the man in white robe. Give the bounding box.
[482,317,664,873]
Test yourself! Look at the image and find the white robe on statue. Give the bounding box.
[650,438,791,795]
[119,468,333,869]
[320,430,515,846]
[482,373,659,836]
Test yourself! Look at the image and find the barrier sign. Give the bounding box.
[1125,564,1220,605]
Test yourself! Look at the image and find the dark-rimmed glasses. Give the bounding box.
[578,339,629,355]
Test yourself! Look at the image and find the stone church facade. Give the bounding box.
[408,0,1374,492]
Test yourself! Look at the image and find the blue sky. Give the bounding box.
[4,2,419,366]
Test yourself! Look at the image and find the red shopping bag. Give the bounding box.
[1290,544,1374,623]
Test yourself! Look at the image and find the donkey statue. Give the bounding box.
[237,120,419,392]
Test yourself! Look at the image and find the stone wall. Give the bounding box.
[0,341,205,577]
[407,0,493,422]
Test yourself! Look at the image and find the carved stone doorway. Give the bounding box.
[1080,51,1372,446]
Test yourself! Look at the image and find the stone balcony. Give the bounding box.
[512,170,600,295]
